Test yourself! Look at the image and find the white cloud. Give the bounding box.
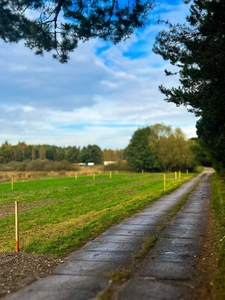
[0,0,196,149]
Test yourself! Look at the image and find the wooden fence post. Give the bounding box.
[15,201,19,252]
[164,173,166,191]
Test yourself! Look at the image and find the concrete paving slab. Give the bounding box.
[155,251,193,262]
[179,208,206,214]
[136,210,171,216]
[122,217,162,226]
[5,275,109,300]
[163,237,198,249]
[140,260,192,280]
[173,215,205,225]
[65,250,132,263]
[92,234,145,244]
[158,247,197,258]
[170,223,195,230]
[107,223,159,232]
[118,279,193,300]
[82,240,142,252]
[180,203,207,213]
[53,259,124,276]
[164,225,202,239]
[101,227,156,237]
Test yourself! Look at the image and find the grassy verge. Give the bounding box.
[134,236,158,259]
[211,173,225,299]
[0,172,195,257]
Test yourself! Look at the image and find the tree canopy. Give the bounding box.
[80,144,103,164]
[125,124,195,172]
[149,124,194,172]
[189,138,212,167]
[125,126,155,172]
[153,0,225,171]
[0,0,154,62]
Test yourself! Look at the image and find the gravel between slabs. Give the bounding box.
[0,252,62,299]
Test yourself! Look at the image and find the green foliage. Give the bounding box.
[0,0,154,62]
[109,269,131,282]
[153,0,225,172]
[103,160,133,172]
[189,138,212,167]
[102,149,124,162]
[0,141,14,163]
[65,146,80,163]
[0,142,126,170]
[125,127,155,172]
[0,159,76,172]
[212,173,225,299]
[149,124,195,172]
[125,124,196,172]
[80,144,102,164]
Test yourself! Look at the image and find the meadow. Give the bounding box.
[0,172,195,257]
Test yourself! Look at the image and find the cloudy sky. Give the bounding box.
[0,0,198,150]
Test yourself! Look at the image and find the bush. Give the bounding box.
[0,159,77,172]
[104,161,134,172]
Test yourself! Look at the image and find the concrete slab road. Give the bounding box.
[4,170,213,300]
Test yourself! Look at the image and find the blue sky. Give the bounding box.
[0,0,197,150]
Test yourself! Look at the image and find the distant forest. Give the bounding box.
[0,141,124,165]
[0,132,211,173]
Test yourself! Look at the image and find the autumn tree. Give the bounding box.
[125,124,195,172]
[0,0,154,62]
[102,149,124,162]
[14,142,30,161]
[153,0,225,171]
[149,124,194,172]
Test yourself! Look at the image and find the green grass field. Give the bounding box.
[0,172,194,257]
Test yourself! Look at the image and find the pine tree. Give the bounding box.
[153,0,225,171]
[0,0,154,62]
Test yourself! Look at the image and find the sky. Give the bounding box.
[0,0,198,150]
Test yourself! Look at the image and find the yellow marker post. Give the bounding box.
[11,178,14,191]
[142,169,144,174]
[186,169,188,174]
[179,171,181,179]
[175,171,177,180]
[15,201,19,252]
[75,172,77,180]
[110,171,112,179]
[164,173,166,191]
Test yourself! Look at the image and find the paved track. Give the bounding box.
[5,170,213,300]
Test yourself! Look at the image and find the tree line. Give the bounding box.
[0,123,211,172]
[125,124,211,173]
[0,141,124,165]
